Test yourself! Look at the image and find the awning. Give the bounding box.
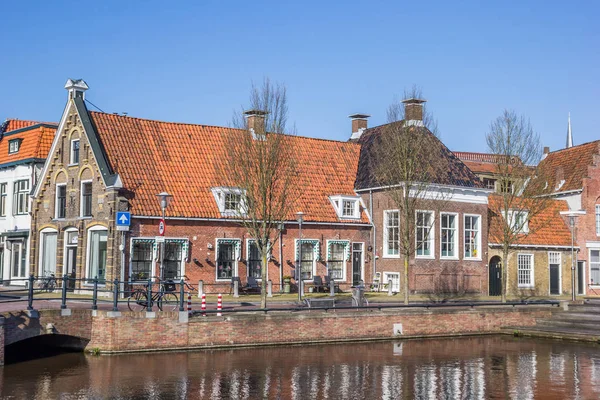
[1,230,29,238]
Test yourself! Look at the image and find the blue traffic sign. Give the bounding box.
[116,211,131,229]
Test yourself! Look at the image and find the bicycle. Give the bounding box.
[127,277,178,311]
[36,272,57,292]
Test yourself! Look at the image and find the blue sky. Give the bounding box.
[1,1,598,153]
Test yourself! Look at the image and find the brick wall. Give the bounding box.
[574,164,600,288]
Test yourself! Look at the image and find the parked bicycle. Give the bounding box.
[127,276,179,311]
[36,272,57,292]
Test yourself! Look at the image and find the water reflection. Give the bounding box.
[3,336,600,399]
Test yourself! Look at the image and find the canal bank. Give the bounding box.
[1,304,558,362]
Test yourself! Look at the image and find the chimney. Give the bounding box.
[349,114,370,140]
[244,110,267,134]
[64,78,89,100]
[402,98,426,126]
[541,146,550,160]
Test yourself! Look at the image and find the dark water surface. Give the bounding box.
[3,336,600,399]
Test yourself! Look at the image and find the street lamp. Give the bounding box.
[560,210,585,302]
[296,211,304,303]
[156,192,173,280]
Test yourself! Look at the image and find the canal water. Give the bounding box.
[2,335,600,399]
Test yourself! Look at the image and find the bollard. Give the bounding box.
[267,280,273,298]
[146,279,153,312]
[330,279,335,297]
[198,280,204,298]
[233,280,239,298]
[388,279,393,296]
[187,292,192,315]
[92,276,99,310]
[61,274,68,309]
[217,293,223,316]
[27,274,34,311]
[179,278,185,312]
[201,293,206,316]
[113,278,119,311]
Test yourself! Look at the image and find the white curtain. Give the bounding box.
[42,233,57,276]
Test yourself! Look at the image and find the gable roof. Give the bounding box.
[454,151,524,175]
[488,195,572,247]
[0,123,57,168]
[86,110,368,223]
[355,123,484,190]
[536,141,600,193]
[1,119,42,134]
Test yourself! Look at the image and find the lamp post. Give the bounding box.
[560,210,585,302]
[156,192,173,280]
[296,211,304,303]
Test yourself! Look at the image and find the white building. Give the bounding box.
[0,120,56,285]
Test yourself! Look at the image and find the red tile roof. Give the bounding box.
[88,112,367,223]
[3,119,41,133]
[488,195,572,247]
[536,141,600,193]
[0,124,57,165]
[454,151,523,175]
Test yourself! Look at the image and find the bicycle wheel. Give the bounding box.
[128,290,149,312]
[158,293,178,311]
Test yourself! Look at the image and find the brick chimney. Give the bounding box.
[541,146,550,160]
[402,98,426,126]
[349,114,370,140]
[244,110,267,134]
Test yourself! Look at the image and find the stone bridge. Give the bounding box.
[0,305,557,365]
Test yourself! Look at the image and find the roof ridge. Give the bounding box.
[546,139,600,155]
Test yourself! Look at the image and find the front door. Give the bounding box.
[352,243,363,286]
[0,246,3,283]
[66,246,77,290]
[9,240,26,282]
[489,256,502,296]
[577,261,585,295]
[550,265,560,295]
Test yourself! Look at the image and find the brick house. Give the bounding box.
[536,141,600,295]
[0,119,56,285]
[488,195,574,296]
[351,100,491,295]
[30,80,372,293]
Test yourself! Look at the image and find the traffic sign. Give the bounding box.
[158,219,166,236]
[116,211,131,231]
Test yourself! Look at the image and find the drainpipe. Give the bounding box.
[279,224,284,291]
[370,190,376,279]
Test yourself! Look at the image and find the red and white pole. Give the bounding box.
[187,292,192,315]
[217,293,222,317]
[201,293,206,317]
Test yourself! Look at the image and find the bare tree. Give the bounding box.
[486,109,551,302]
[220,79,299,308]
[371,87,450,304]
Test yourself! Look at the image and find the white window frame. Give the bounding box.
[70,138,80,165]
[215,238,240,281]
[8,139,20,154]
[463,214,482,260]
[383,272,400,292]
[503,209,529,234]
[517,253,535,288]
[326,240,349,282]
[0,182,6,217]
[80,180,93,218]
[295,239,319,281]
[596,205,600,236]
[63,228,79,283]
[211,187,246,216]
[13,179,29,215]
[383,210,400,258]
[548,251,562,295]
[39,228,58,277]
[161,238,188,280]
[590,249,600,286]
[85,226,109,285]
[129,237,156,283]
[55,183,67,220]
[329,195,361,219]
[415,210,435,259]
[440,212,459,260]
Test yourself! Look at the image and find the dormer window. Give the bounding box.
[503,210,529,234]
[70,139,80,164]
[330,195,361,219]
[8,139,21,154]
[212,187,246,216]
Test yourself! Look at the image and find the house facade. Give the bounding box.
[0,119,56,285]
[30,80,372,293]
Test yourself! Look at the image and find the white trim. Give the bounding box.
[80,179,93,218]
[589,249,600,286]
[356,183,491,204]
[211,187,246,216]
[585,241,600,248]
[578,260,586,295]
[463,213,482,261]
[382,271,400,292]
[70,138,80,165]
[329,195,361,220]
[517,253,535,288]
[85,226,108,283]
[352,242,365,283]
[548,251,562,295]
[39,228,58,277]
[295,238,318,281]
[215,238,240,281]
[246,238,268,281]
[326,239,349,282]
[63,228,78,283]
[55,183,67,220]
[131,214,373,226]
[440,212,459,260]
[415,210,435,259]
[383,209,400,258]
[489,243,580,250]
[129,237,157,283]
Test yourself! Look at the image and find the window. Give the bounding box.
[591,250,600,285]
[248,241,262,279]
[483,178,496,190]
[500,179,513,194]
[416,211,434,258]
[13,180,29,215]
[224,192,241,213]
[56,184,67,219]
[10,240,27,278]
[504,210,529,234]
[163,242,182,280]
[0,183,6,217]
[70,139,80,164]
[299,241,315,280]
[81,182,92,217]
[383,272,400,292]
[87,229,108,283]
[517,254,534,287]
[8,139,20,154]
[330,195,360,219]
[384,210,400,257]
[211,187,246,215]
[40,231,58,276]
[596,205,600,236]
[342,200,356,217]
[217,242,236,280]
[327,242,346,280]
[131,240,153,281]
[464,215,481,259]
[440,213,458,258]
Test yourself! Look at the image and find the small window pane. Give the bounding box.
[328,243,345,280]
[132,242,153,281]
[217,243,235,279]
